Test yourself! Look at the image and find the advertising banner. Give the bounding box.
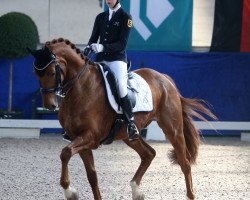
[105,0,193,51]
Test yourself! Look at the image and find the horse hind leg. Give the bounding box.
[157,119,195,199]
[172,131,195,199]
[124,137,156,200]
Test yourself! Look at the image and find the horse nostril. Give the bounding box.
[51,105,57,111]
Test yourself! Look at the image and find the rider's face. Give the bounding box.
[106,0,117,9]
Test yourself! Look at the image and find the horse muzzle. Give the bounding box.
[42,93,59,111]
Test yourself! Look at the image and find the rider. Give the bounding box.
[86,0,139,140]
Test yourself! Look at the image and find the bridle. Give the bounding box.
[34,49,92,98]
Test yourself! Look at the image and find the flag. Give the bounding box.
[210,0,250,52]
[241,0,250,52]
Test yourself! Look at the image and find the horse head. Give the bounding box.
[28,38,87,110]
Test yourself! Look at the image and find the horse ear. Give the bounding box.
[27,47,35,55]
[44,45,52,53]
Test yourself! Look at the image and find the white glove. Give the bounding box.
[90,43,104,53]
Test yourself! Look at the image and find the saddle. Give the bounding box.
[97,63,153,144]
[100,63,136,110]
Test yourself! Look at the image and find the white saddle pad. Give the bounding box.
[98,64,153,114]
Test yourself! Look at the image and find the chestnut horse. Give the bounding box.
[29,38,216,200]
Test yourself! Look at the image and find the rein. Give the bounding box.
[55,58,90,97]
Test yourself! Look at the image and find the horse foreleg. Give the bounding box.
[60,136,91,200]
[124,138,156,200]
[79,150,101,200]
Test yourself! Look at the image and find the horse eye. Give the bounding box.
[47,72,55,77]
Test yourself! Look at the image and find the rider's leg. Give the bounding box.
[120,94,139,140]
[107,61,139,140]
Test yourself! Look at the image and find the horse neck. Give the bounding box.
[79,64,102,90]
[61,63,105,116]
[58,51,90,89]
[52,45,104,101]
[65,58,84,77]
[51,44,83,78]
[66,61,103,96]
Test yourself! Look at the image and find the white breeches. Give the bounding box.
[102,60,128,98]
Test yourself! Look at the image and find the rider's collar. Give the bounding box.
[109,3,121,13]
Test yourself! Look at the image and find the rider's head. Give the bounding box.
[106,0,120,9]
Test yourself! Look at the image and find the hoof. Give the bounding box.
[64,186,79,200]
[133,194,145,200]
[187,193,195,200]
[130,181,145,200]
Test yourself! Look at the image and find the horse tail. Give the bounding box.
[170,96,217,165]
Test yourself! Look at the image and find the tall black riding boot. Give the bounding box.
[120,95,139,140]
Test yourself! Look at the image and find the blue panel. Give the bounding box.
[127,51,250,121]
[0,56,39,118]
[1,52,250,130]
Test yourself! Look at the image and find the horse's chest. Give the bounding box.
[58,107,86,130]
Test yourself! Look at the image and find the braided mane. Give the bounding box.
[44,38,87,61]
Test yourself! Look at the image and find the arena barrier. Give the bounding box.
[146,121,250,142]
[0,119,249,141]
[0,119,61,139]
